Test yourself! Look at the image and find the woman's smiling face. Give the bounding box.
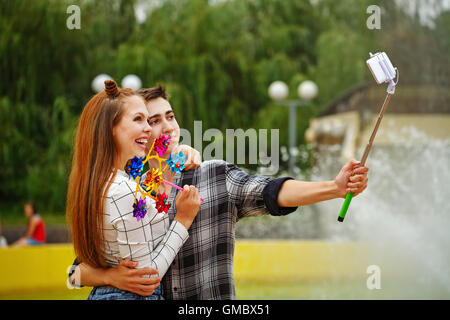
[112,95,152,169]
[145,97,180,156]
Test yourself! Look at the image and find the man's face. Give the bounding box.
[145,97,180,156]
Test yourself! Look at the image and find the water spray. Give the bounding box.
[338,52,399,222]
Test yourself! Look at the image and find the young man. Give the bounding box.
[69,85,369,299]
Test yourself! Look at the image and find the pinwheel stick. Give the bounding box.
[163,179,205,202]
[143,140,156,165]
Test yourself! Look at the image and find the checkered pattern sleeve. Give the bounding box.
[107,179,189,278]
[224,162,273,220]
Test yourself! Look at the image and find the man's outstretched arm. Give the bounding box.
[277,159,369,207]
[69,259,161,296]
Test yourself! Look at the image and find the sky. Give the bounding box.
[134,0,450,26]
[395,0,450,27]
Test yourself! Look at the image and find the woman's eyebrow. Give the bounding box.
[133,112,147,118]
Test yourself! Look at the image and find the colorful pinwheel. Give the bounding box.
[153,134,170,156]
[155,192,170,214]
[143,168,163,192]
[130,134,203,221]
[132,197,147,221]
[166,152,186,173]
[126,156,144,179]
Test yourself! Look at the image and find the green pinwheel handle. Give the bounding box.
[338,192,354,222]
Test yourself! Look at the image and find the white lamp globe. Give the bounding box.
[268,81,289,101]
[121,74,142,91]
[91,74,113,93]
[298,80,318,101]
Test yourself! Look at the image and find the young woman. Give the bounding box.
[12,202,46,247]
[66,80,201,300]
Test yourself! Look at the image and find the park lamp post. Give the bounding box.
[268,80,318,176]
[91,74,112,93]
[91,74,142,93]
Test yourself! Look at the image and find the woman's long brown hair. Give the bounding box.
[66,80,134,268]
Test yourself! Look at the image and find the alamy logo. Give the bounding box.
[366,5,381,29]
[366,265,381,290]
[66,5,81,30]
[180,121,280,175]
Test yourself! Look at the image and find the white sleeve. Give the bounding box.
[107,180,188,278]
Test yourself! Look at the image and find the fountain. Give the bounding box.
[235,124,450,299]
[311,125,450,299]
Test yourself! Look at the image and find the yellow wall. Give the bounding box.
[234,240,369,283]
[0,244,77,294]
[0,241,369,295]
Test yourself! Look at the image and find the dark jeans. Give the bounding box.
[87,284,164,300]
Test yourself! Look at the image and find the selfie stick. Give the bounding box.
[338,52,398,222]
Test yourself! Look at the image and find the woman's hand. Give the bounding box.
[172,145,201,171]
[334,159,369,198]
[105,259,161,296]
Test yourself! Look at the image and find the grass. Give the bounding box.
[1,212,66,227]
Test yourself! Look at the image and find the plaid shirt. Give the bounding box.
[69,160,296,299]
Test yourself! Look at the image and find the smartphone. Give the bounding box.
[366,52,396,84]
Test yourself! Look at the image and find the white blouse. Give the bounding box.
[101,169,188,278]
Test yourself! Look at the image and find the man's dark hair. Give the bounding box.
[137,84,169,102]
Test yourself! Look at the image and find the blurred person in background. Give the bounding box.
[11,202,46,247]
[0,219,8,247]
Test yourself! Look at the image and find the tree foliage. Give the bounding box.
[0,0,448,213]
